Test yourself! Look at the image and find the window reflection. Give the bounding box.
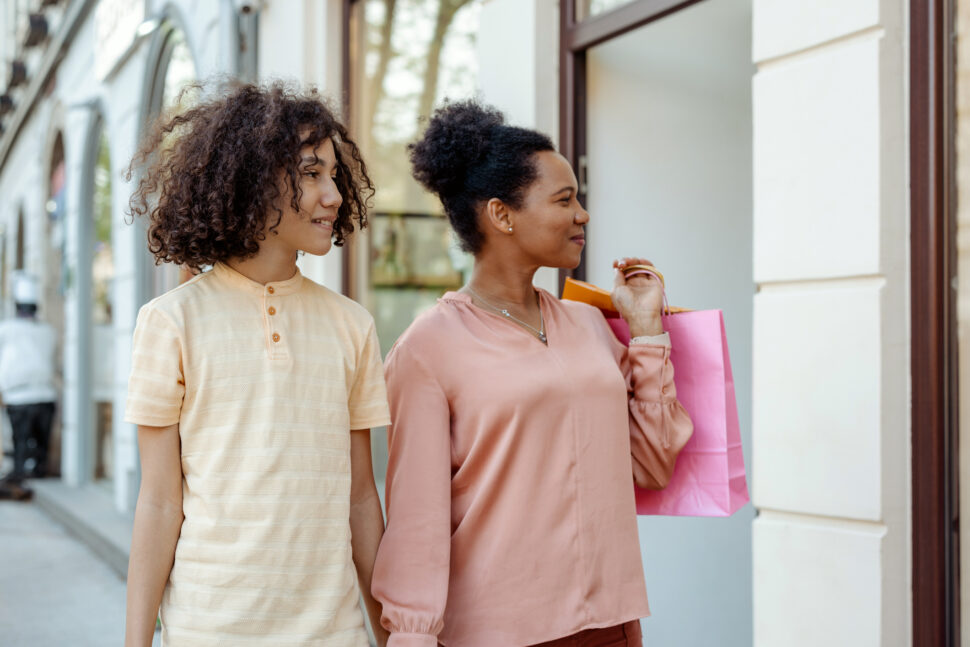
[161,29,196,113]
[352,0,482,356]
[152,27,197,297]
[91,128,114,481]
[92,132,112,326]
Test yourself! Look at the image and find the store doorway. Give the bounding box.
[562,1,754,644]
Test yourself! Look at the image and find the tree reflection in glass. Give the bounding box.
[154,27,198,294]
[353,0,482,355]
[92,132,113,326]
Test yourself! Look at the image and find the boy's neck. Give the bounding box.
[226,248,299,285]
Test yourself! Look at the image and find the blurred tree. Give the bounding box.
[364,0,397,137]
[418,0,474,123]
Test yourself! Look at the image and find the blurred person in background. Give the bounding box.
[0,271,57,490]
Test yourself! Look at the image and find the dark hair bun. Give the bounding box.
[409,100,505,198]
[409,100,555,253]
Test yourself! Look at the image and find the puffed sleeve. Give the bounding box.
[622,340,694,489]
[372,341,452,647]
[124,304,185,427]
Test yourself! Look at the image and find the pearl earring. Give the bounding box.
[508,227,513,232]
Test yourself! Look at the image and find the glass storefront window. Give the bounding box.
[92,132,112,326]
[44,137,66,478]
[91,128,114,481]
[160,28,196,113]
[351,0,483,356]
[151,26,198,297]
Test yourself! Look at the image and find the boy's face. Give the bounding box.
[271,137,343,257]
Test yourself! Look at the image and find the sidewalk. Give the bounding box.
[0,497,159,646]
[11,478,382,645]
[30,479,133,578]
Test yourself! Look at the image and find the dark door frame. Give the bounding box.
[911,0,959,645]
[557,0,703,289]
[340,0,367,299]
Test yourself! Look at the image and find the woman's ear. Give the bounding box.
[484,197,514,236]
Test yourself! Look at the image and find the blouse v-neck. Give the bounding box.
[441,288,551,346]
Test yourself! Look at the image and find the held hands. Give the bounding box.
[611,257,665,337]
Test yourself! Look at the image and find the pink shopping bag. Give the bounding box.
[562,278,749,517]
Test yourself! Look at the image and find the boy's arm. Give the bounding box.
[350,428,390,647]
[125,423,184,647]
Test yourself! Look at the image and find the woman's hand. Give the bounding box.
[611,257,665,337]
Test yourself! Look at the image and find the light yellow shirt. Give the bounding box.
[125,262,390,646]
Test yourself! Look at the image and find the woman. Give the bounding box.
[124,83,390,646]
[372,101,694,646]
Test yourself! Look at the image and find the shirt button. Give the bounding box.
[268,306,276,315]
[267,286,275,294]
[272,333,280,343]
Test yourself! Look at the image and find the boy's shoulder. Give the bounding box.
[142,270,212,310]
[137,271,210,318]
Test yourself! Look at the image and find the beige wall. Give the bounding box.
[750,0,910,644]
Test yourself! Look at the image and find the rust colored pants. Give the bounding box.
[528,620,643,647]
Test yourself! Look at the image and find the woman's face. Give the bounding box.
[507,151,590,269]
[270,137,343,257]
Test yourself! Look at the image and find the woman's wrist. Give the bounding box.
[626,314,664,337]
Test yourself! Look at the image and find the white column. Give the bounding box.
[750,0,910,644]
[107,46,150,511]
[477,0,560,293]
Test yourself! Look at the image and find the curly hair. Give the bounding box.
[408,100,554,253]
[127,81,373,270]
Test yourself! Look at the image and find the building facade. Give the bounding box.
[0,0,950,645]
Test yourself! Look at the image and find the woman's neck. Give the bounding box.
[466,256,540,308]
[226,246,299,285]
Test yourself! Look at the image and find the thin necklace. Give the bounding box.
[466,285,547,344]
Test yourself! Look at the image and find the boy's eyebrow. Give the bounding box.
[302,153,336,168]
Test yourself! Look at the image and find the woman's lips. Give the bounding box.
[571,235,586,246]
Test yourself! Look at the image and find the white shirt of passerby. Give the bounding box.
[0,317,57,405]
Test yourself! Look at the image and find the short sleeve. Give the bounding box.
[124,304,185,427]
[348,321,391,429]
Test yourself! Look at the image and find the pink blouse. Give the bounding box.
[372,289,693,647]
